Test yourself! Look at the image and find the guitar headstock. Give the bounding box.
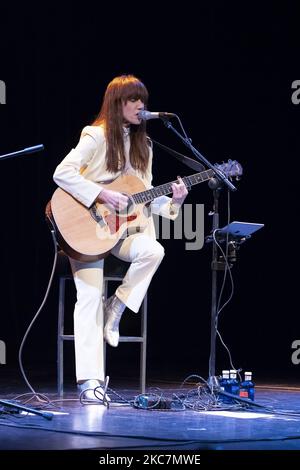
[214,159,243,180]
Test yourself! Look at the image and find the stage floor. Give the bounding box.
[1,377,300,454]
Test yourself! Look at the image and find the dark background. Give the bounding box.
[0,3,299,389]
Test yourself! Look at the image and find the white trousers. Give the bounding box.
[68,233,165,382]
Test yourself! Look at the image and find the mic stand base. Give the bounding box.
[214,390,264,409]
[207,375,220,392]
[0,399,53,420]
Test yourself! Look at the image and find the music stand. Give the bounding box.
[206,220,264,390]
[216,221,264,242]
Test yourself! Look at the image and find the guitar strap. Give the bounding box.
[150,138,206,172]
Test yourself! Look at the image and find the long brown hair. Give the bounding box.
[93,75,150,174]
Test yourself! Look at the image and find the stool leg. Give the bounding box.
[140,293,147,393]
[103,279,108,375]
[57,277,66,397]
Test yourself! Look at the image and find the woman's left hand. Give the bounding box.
[171,176,188,205]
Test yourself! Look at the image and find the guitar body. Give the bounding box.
[48,160,242,262]
[50,174,150,262]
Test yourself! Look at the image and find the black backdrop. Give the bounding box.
[0,3,299,387]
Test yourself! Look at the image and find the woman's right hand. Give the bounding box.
[98,188,129,211]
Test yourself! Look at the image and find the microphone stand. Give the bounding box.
[207,181,223,389]
[0,144,44,161]
[162,119,236,390]
[162,120,236,192]
[0,144,52,419]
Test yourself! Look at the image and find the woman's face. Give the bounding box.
[122,98,144,125]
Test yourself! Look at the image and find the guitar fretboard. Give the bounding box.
[132,169,215,204]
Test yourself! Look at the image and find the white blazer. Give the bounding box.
[53,125,180,239]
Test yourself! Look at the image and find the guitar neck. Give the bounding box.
[132,169,215,204]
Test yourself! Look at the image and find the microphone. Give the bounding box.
[138,110,176,121]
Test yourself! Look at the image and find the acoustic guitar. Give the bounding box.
[46,160,242,262]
